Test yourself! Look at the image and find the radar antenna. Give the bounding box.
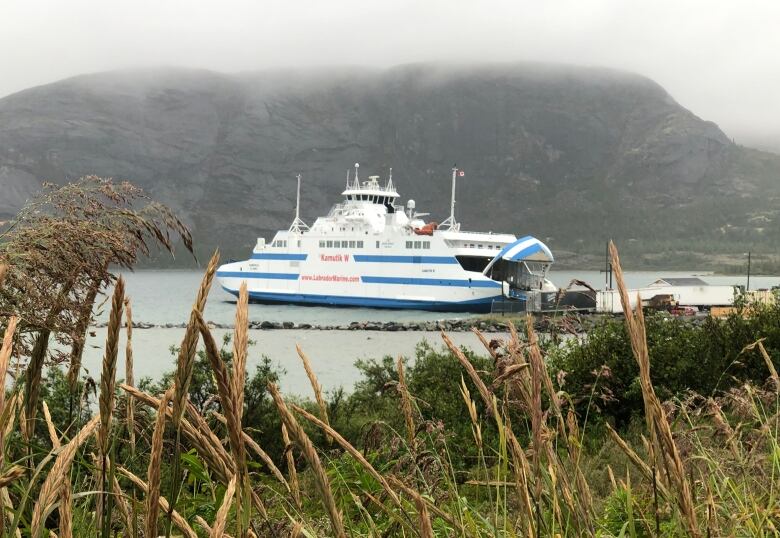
[288,173,310,234]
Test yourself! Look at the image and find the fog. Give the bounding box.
[2,0,779,146]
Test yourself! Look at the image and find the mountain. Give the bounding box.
[1,64,779,268]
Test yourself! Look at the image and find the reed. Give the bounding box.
[58,477,72,538]
[41,402,60,449]
[396,356,415,447]
[268,382,346,538]
[172,249,219,426]
[212,475,237,538]
[0,316,18,465]
[124,297,135,452]
[30,415,99,537]
[290,403,405,512]
[167,250,218,534]
[98,276,124,455]
[231,282,249,536]
[118,467,198,538]
[281,423,301,510]
[609,240,700,537]
[296,344,331,443]
[145,388,172,538]
[0,466,24,488]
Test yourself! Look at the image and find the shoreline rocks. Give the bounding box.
[90,316,600,333]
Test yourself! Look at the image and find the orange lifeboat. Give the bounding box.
[413,222,438,236]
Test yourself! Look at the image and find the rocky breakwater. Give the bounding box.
[94,316,591,333]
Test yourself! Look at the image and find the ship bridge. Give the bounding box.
[341,164,399,208]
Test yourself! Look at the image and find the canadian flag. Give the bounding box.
[458,169,465,177]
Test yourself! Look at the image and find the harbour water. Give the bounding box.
[78,268,778,396]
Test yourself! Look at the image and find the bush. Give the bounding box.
[549,307,780,426]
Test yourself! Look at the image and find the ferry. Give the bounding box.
[217,164,556,312]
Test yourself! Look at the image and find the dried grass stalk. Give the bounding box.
[291,403,404,511]
[31,415,99,537]
[0,466,24,488]
[98,276,125,455]
[42,401,60,449]
[211,411,288,490]
[122,384,233,485]
[124,297,135,451]
[230,282,249,533]
[396,356,415,447]
[0,316,18,461]
[146,388,172,538]
[172,250,219,426]
[58,476,72,538]
[413,491,434,538]
[296,344,331,444]
[118,467,197,538]
[0,264,7,288]
[757,341,780,392]
[609,241,700,537]
[281,423,301,510]
[269,383,345,538]
[441,332,493,411]
[212,475,237,537]
[23,329,51,442]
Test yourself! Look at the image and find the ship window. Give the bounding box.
[298,240,301,247]
[319,240,325,248]
[406,241,412,249]
[357,241,364,248]
[414,241,421,249]
[423,241,430,249]
[376,241,380,248]
[327,240,333,248]
[349,240,355,248]
[455,255,494,273]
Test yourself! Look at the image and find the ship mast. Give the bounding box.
[288,173,309,234]
[440,166,460,231]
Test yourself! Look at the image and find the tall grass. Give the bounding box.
[0,242,777,536]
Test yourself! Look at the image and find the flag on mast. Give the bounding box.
[458,169,465,177]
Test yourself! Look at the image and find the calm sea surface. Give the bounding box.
[79,269,777,396]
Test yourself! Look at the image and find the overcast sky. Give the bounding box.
[2,0,779,145]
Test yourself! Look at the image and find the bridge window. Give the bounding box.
[414,241,421,249]
[327,240,333,248]
[375,241,380,248]
[319,240,325,248]
[423,241,430,249]
[357,241,364,248]
[349,240,356,248]
[406,241,412,249]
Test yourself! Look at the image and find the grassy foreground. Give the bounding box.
[0,244,778,537]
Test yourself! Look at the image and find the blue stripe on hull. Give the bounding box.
[217,271,299,280]
[353,255,458,264]
[221,286,497,313]
[360,276,501,288]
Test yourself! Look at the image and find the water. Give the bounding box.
[80,268,777,395]
[102,268,776,326]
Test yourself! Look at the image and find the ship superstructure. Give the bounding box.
[217,164,556,312]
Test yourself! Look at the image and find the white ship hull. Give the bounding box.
[218,250,504,312]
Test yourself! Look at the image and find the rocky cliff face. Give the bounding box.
[1,63,778,263]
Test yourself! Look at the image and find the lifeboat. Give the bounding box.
[413,222,438,236]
